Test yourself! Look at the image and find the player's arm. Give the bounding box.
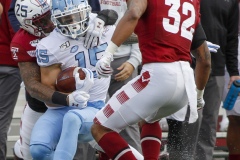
[190,23,211,109]
[40,64,62,107]
[95,0,147,78]
[122,33,138,45]
[191,23,211,90]
[191,42,211,90]
[18,61,56,104]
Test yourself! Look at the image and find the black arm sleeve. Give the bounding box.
[190,23,207,69]
[97,9,118,25]
[191,23,207,50]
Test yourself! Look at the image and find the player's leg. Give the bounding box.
[53,104,101,160]
[30,107,71,160]
[92,62,190,159]
[89,138,143,160]
[14,104,43,160]
[109,56,141,153]
[139,120,162,159]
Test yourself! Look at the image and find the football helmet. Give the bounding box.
[15,0,54,37]
[51,0,91,39]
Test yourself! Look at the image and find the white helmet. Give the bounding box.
[51,0,91,39]
[15,0,55,37]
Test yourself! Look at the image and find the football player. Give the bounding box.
[28,0,143,160]
[11,1,55,159]
[84,0,142,158]
[91,0,211,159]
[11,0,119,159]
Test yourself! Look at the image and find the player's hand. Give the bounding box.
[196,88,205,110]
[84,18,105,49]
[206,41,220,53]
[197,97,205,110]
[67,90,90,108]
[115,62,134,81]
[96,52,113,78]
[75,68,94,92]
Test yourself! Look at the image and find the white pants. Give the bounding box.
[95,62,197,132]
[14,104,43,160]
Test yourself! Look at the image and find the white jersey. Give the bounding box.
[37,13,115,102]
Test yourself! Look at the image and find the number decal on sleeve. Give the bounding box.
[36,49,49,63]
[163,0,195,40]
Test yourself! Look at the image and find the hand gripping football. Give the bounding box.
[56,67,86,93]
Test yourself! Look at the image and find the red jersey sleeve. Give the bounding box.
[10,42,36,62]
[10,29,39,63]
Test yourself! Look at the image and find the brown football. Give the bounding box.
[56,67,86,93]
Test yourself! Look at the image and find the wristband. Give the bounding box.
[106,41,118,54]
[196,88,204,99]
[52,91,68,106]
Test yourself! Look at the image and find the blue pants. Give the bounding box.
[30,101,104,160]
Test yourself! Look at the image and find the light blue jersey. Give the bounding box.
[30,13,115,160]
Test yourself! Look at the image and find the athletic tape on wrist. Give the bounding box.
[106,41,118,54]
[52,91,68,106]
[196,88,204,99]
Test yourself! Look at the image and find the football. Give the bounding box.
[56,67,86,93]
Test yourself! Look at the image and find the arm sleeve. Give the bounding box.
[127,43,142,69]
[225,0,239,76]
[8,0,20,32]
[10,42,36,62]
[191,23,206,50]
[190,23,207,69]
[97,9,118,25]
[36,43,58,67]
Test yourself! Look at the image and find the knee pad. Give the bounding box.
[30,144,52,160]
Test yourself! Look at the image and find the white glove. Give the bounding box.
[68,90,90,108]
[75,68,94,93]
[197,97,205,110]
[206,41,220,53]
[84,18,105,49]
[196,88,205,110]
[95,51,113,78]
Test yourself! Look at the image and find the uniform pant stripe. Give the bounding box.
[114,148,132,160]
[140,137,161,145]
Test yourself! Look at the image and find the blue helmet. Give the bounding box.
[51,0,91,39]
